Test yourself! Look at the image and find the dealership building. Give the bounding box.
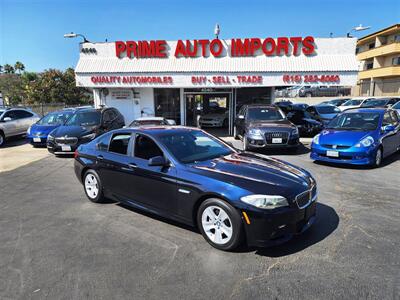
[74,36,359,135]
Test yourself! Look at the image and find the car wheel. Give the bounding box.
[197,198,243,251]
[0,132,5,147]
[372,147,383,168]
[233,126,240,140]
[83,170,105,203]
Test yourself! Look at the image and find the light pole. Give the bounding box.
[347,24,371,38]
[214,24,220,39]
[63,32,90,43]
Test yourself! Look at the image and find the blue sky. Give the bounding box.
[1,0,399,71]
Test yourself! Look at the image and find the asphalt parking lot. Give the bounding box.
[0,140,399,299]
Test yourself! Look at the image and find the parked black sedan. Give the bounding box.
[74,126,317,251]
[47,107,125,155]
[234,105,300,151]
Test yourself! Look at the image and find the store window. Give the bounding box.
[154,89,181,125]
[236,87,271,113]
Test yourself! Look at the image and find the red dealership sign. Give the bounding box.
[115,37,315,59]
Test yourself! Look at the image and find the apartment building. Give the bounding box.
[357,24,400,96]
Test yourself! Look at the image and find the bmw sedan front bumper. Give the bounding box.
[242,198,317,247]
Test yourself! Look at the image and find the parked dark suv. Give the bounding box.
[234,105,300,151]
[47,107,125,155]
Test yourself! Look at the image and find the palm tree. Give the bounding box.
[14,61,25,74]
[3,64,15,74]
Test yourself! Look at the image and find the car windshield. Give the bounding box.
[37,111,73,125]
[326,112,381,131]
[65,111,101,126]
[130,120,165,127]
[361,99,388,107]
[343,99,362,106]
[247,107,284,121]
[158,130,234,163]
[392,101,400,109]
[315,106,340,114]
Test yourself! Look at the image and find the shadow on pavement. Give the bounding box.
[253,143,311,155]
[1,136,28,148]
[252,203,339,257]
[118,201,338,256]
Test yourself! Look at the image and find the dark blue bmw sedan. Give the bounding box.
[74,126,317,251]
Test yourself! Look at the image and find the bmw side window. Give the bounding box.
[19,110,33,118]
[108,133,131,155]
[96,134,111,151]
[134,134,163,160]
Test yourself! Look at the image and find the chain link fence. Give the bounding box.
[26,103,91,117]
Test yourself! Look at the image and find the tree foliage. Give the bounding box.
[0,64,91,106]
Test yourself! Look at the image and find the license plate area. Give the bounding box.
[272,137,282,144]
[326,150,339,157]
[33,137,41,143]
[61,145,71,151]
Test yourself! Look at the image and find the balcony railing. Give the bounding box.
[357,43,400,60]
[358,65,400,80]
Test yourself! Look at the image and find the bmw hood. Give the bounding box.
[191,152,313,199]
[51,125,97,138]
[319,129,374,146]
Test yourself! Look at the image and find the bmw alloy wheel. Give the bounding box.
[201,206,233,245]
[0,134,4,147]
[85,173,99,199]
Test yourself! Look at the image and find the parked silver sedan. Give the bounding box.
[0,107,40,146]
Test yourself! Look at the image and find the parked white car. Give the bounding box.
[0,107,40,146]
[339,97,372,111]
[199,111,228,127]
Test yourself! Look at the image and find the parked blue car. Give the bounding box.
[310,108,400,167]
[27,109,75,146]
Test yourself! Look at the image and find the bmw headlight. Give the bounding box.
[240,194,289,209]
[312,134,320,145]
[47,133,55,141]
[81,133,96,140]
[355,136,374,148]
[248,128,263,138]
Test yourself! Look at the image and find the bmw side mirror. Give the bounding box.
[383,124,395,132]
[148,156,169,167]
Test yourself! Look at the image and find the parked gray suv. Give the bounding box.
[0,108,40,146]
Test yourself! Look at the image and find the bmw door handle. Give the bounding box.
[96,155,104,160]
[128,163,138,169]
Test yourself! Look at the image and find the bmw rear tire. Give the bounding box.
[198,198,243,251]
[83,170,105,203]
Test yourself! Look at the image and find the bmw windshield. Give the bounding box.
[159,130,234,163]
[247,107,285,121]
[37,111,73,125]
[326,112,381,131]
[65,111,101,127]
